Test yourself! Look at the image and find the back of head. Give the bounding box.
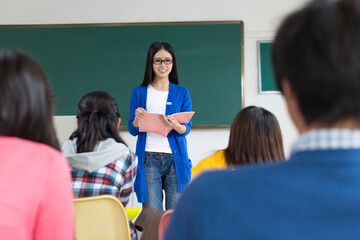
[273,0,360,125]
[0,51,59,150]
[225,106,284,166]
[70,91,126,153]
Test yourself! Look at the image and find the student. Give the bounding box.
[192,106,284,178]
[166,0,360,239]
[61,91,138,240]
[128,42,192,210]
[0,51,74,239]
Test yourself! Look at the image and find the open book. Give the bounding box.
[139,111,195,137]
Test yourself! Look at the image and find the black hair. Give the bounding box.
[272,0,360,125]
[0,51,60,150]
[70,91,127,153]
[141,42,179,86]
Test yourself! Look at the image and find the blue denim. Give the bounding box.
[142,152,179,210]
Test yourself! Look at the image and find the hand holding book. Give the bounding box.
[139,111,195,137]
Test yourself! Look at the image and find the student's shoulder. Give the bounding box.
[192,150,226,178]
[100,138,132,155]
[194,160,289,186]
[107,140,137,163]
[185,170,221,197]
[61,139,76,155]
[1,137,66,164]
[9,137,60,154]
[207,149,225,161]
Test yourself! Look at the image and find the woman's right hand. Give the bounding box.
[133,107,146,128]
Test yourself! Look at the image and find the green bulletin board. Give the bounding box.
[0,21,244,126]
[258,40,280,93]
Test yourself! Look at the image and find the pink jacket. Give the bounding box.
[0,137,74,240]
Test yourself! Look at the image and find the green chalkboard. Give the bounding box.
[258,41,280,93]
[0,21,243,126]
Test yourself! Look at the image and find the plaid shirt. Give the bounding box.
[71,150,138,240]
[291,129,360,155]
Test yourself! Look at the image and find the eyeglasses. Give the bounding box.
[153,58,173,65]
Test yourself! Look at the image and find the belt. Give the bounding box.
[145,151,170,156]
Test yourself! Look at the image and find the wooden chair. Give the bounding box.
[158,209,174,240]
[73,195,131,240]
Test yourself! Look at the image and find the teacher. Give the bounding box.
[128,42,192,210]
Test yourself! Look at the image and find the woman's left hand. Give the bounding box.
[159,114,186,134]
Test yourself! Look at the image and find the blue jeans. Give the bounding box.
[142,152,179,210]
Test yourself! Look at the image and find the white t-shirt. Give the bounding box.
[145,84,172,153]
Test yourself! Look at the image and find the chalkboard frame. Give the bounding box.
[257,40,281,94]
[0,21,244,129]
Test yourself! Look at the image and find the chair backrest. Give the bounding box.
[73,195,131,240]
[158,209,174,240]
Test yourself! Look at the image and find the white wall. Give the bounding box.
[1,0,309,163]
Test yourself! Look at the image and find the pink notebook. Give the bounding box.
[139,111,195,137]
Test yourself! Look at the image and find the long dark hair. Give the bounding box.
[70,91,126,153]
[0,51,60,150]
[224,106,284,166]
[141,42,179,86]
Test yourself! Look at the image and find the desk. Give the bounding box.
[135,208,165,240]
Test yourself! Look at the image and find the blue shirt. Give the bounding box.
[128,83,192,202]
[166,129,360,239]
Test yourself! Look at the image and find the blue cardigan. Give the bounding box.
[128,83,192,203]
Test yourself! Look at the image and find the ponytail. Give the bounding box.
[69,91,126,153]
